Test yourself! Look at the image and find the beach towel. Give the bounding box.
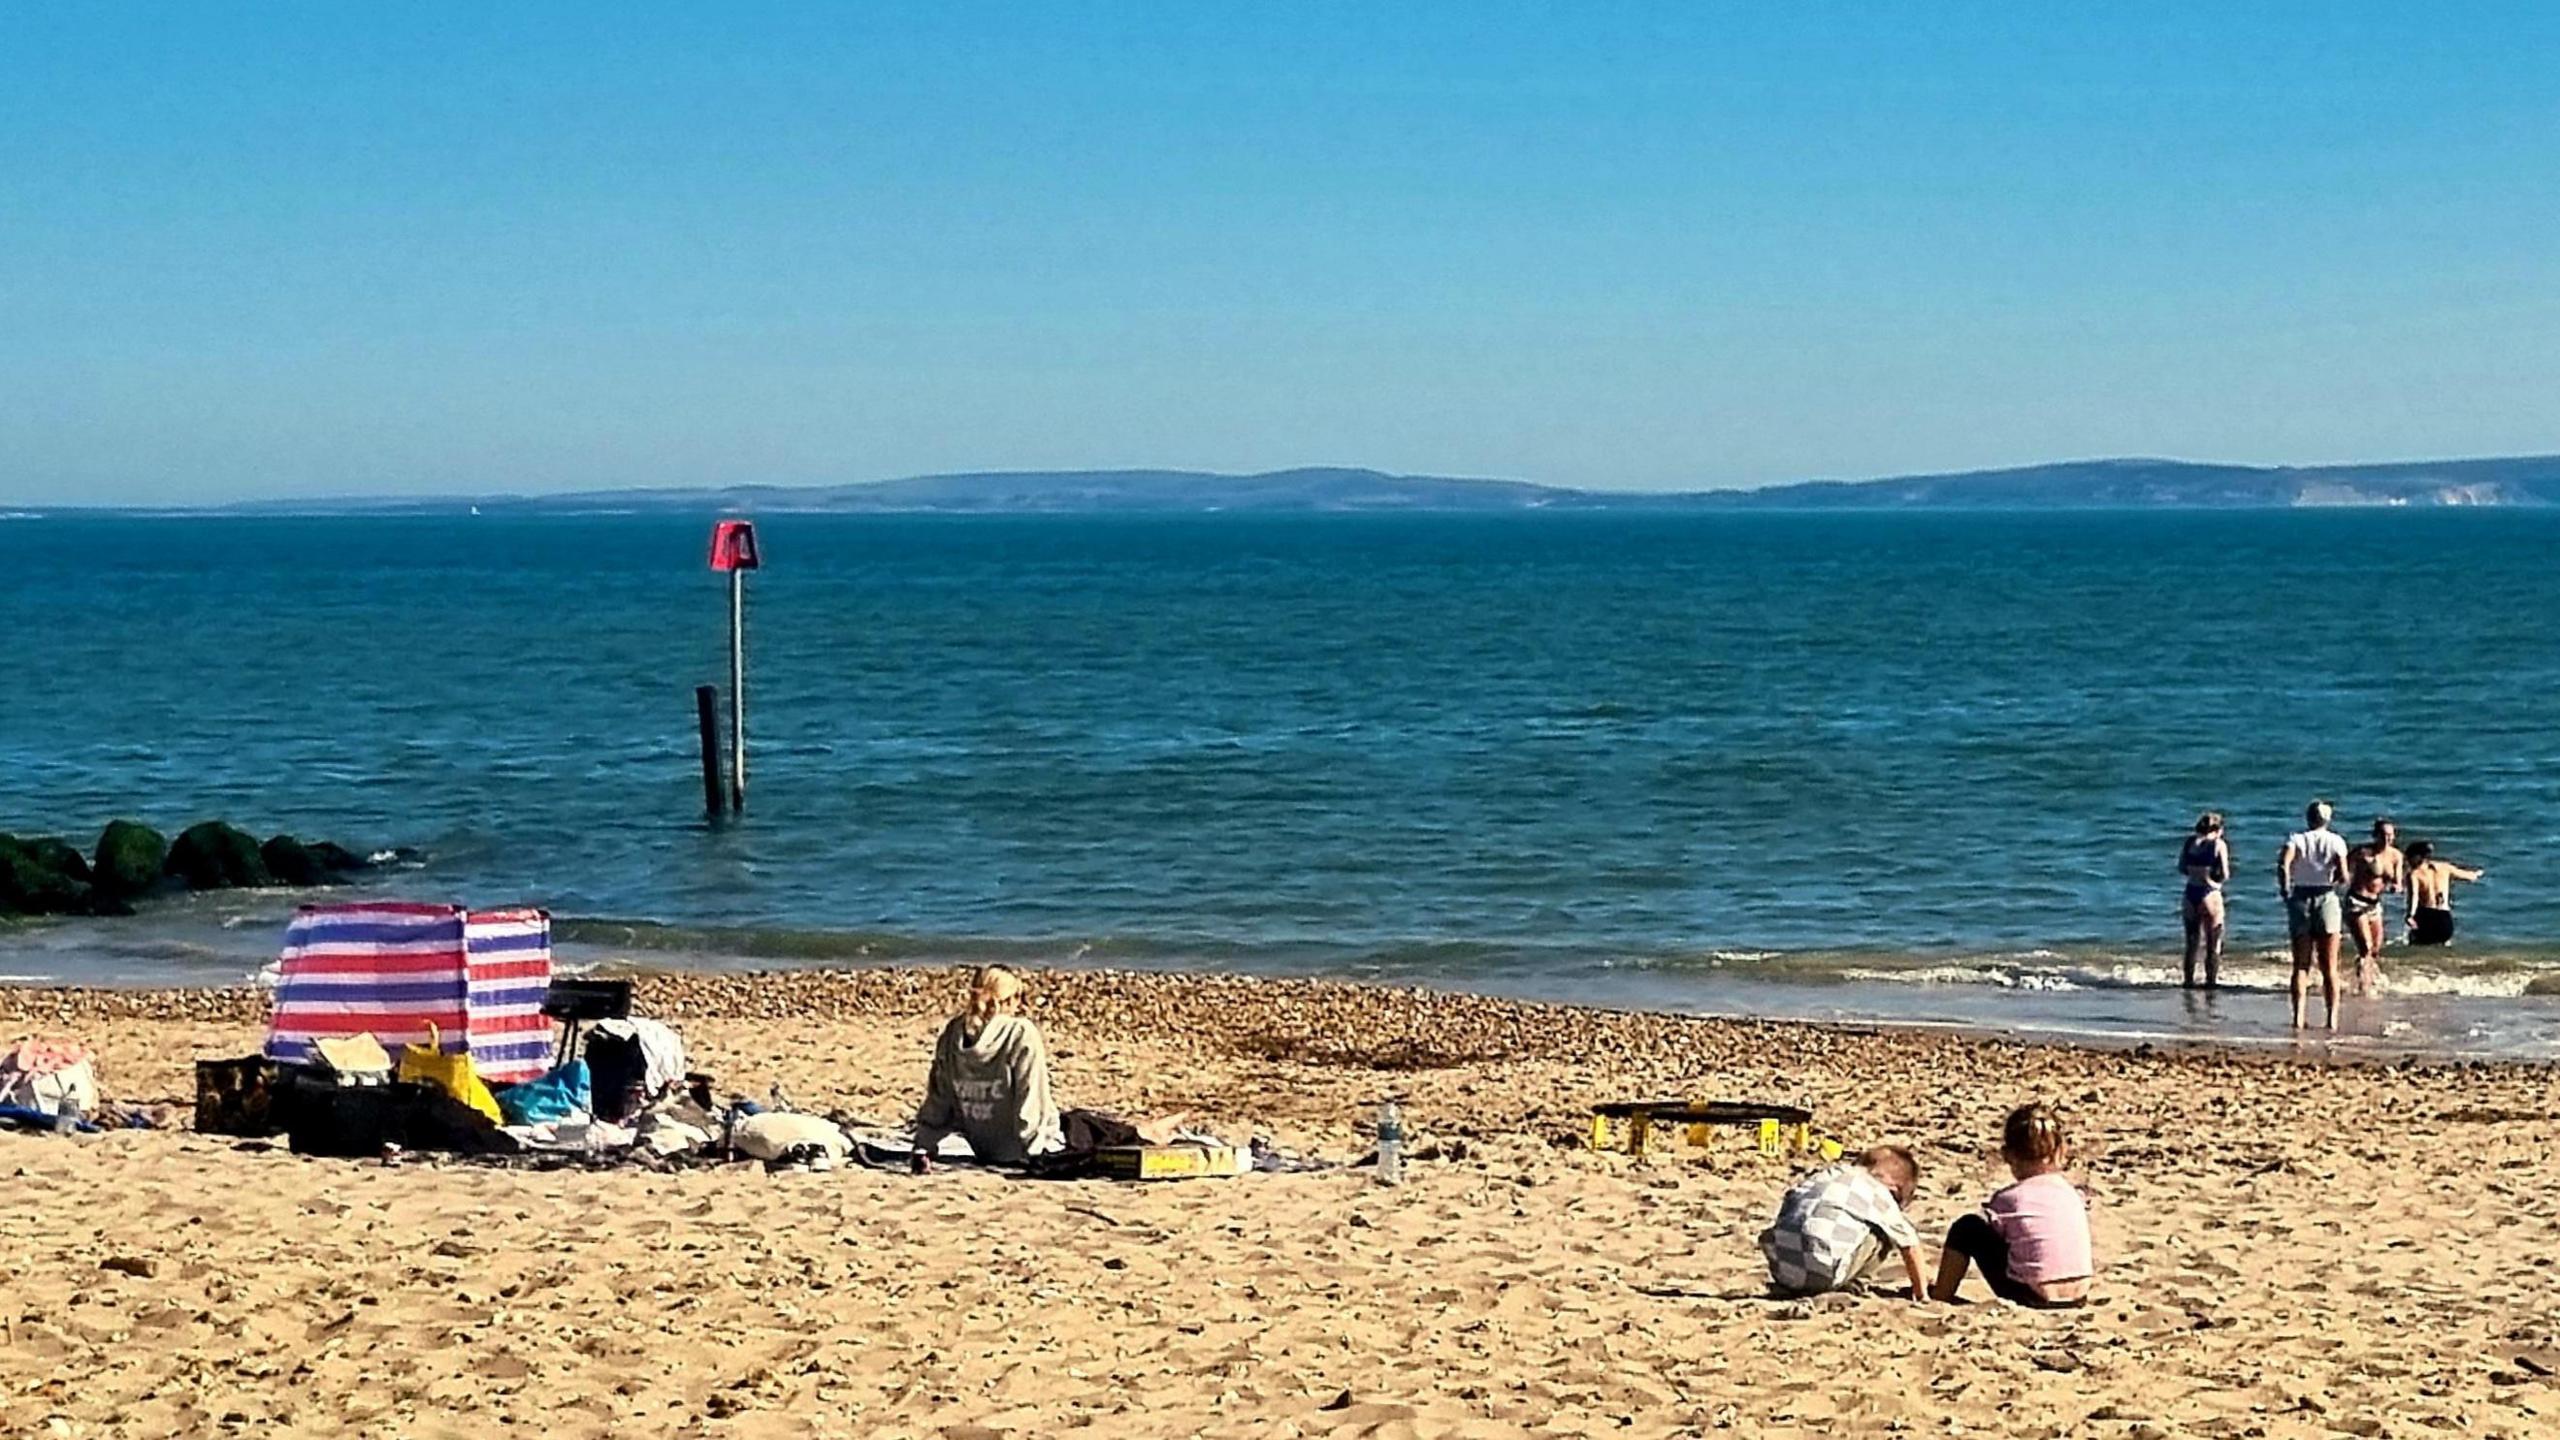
[0,1036,97,1118]
[498,1059,591,1126]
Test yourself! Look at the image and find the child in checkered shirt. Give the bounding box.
[1758,1145,1929,1301]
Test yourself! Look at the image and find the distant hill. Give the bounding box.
[198,454,2560,515]
[1713,455,2560,509]
[217,467,1563,515]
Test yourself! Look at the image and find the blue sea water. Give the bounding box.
[4,509,2557,1057]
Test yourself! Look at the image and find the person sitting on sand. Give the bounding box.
[912,964,1067,1167]
[2277,799,2351,1030]
[1931,1102,2091,1308]
[2177,812,2231,991]
[2343,817,2405,996]
[910,965,1186,1170]
[1759,1145,1929,1301]
[2402,841,2483,948]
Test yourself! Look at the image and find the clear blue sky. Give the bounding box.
[6,5,2558,505]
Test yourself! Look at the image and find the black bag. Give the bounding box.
[283,1077,509,1158]
[285,1077,425,1158]
[584,1030,649,1122]
[196,1055,294,1138]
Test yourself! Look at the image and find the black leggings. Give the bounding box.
[1944,1214,2084,1309]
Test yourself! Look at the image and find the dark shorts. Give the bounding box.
[1944,1214,2086,1310]
[2410,907,2456,946]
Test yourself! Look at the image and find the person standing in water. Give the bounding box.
[2176,813,2231,990]
[2342,817,2406,996]
[2276,800,2350,1030]
[2403,841,2483,947]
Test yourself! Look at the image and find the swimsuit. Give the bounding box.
[2180,839,2225,908]
[2410,906,2456,946]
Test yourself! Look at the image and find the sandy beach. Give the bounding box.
[5,966,2558,1439]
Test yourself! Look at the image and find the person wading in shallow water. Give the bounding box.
[2276,800,2351,1031]
[2176,813,2231,991]
[2402,841,2484,948]
[2343,816,2405,996]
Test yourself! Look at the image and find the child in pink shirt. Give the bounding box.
[1930,1102,2092,1308]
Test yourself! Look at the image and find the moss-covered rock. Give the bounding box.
[92,820,170,899]
[262,835,358,887]
[164,821,274,890]
[22,836,91,885]
[306,840,368,873]
[0,834,94,915]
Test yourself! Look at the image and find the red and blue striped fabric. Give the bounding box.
[266,902,558,1082]
[463,908,554,1084]
[265,903,471,1066]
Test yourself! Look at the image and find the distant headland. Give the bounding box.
[87,453,2560,516]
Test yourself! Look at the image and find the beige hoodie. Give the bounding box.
[912,1013,1065,1165]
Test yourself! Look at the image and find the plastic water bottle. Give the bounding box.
[1374,1099,1404,1186]
[53,1095,82,1137]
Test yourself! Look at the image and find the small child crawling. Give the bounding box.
[1759,1145,1929,1301]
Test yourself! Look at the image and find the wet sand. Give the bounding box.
[5,966,2559,1438]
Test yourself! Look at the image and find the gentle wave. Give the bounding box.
[1830,958,2551,999]
[546,917,2560,1000]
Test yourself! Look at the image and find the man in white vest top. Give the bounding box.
[2276,799,2351,1030]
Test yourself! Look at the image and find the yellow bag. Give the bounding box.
[398,1023,503,1124]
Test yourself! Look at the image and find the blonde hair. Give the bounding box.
[964,964,1023,1029]
[1861,1144,1919,1201]
[2001,1102,2067,1167]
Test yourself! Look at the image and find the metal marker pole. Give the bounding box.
[727,566,747,812]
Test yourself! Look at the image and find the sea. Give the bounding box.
[4,508,2557,1059]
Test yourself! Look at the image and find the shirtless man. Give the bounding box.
[2342,817,2405,995]
[2403,841,2484,947]
[2276,800,2350,1031]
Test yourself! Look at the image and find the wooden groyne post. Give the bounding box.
[695,684,727,820]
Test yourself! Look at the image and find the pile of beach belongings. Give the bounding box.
[499,1015,717,1157]
[0,1035,100,1133]
[210,900,854,1168]
[232,902,548,1156]
[221,901,671,1161]
[495,1015,853,1169]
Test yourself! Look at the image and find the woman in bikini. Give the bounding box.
[2402,841,2483,947]
[2343,817,2405,995]
[2177,812,2231,990]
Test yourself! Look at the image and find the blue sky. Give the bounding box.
[5,5,2558,504]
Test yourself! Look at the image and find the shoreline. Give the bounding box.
[12,889,2559,1061]
[6,959,2554,1078]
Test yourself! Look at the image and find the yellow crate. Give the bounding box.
[1092,1144,1250,1181]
